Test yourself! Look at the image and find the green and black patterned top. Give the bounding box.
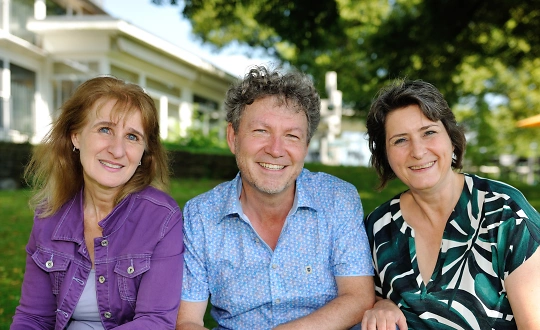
[365,174,540,330]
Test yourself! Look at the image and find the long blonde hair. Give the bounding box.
[25,76,170,217]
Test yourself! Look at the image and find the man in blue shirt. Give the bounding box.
[176,66,375,330]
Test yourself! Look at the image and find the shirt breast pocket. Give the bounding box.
[32,248,71,295]
[114,256,151,303]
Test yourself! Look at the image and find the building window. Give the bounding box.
[10,0,35,43]
[146,77,180,98]
[11,63,36,136]
[0,60,3,129]
[193,95,221,136]
[46,0,66,16]
[52,79,85,117]
[111,65,139,83]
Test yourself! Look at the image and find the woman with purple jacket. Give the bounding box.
[11,76,184,330]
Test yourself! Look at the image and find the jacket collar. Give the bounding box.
[51,188,134,242]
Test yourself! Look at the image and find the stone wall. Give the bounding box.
[0,142,237,190]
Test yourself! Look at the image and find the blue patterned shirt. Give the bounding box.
[181,169,374,330]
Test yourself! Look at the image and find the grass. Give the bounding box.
[1,165,539,329]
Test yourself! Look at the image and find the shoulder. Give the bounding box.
[464,173,540,237]
[183,177,237,225]
[185,179,235,210]
[298,168,358,196]
[465,174,537,214]
[135,186,180,211]
[365,193,401,229]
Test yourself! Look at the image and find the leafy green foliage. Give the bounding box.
[154,0,540,163]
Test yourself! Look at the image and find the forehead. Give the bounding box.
[243,96,306,121]
[90,98,143,126]
[386,105,436,127]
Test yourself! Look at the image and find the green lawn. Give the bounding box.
[1,165,539,329]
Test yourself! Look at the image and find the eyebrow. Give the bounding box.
[93,121,145,139]
[387,123,440,141]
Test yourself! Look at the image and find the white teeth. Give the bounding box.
[100,160,122,169]
[410,161,434,170]
[259,163,284,170]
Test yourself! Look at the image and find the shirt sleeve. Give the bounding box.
[493,187,540,277]
[331,182,375,277]
[181,199,211,302]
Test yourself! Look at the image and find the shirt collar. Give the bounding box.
[218,168,317,223]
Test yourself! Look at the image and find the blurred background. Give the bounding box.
[1,0,539,327]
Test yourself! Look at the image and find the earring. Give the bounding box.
[73,146,77,152]
[138,161,142,166]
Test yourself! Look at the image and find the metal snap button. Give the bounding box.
[101,240,108,247]
[104,312,112,318]
[45,260,53,268]
[127,266,134,274]
[98,276,105,284]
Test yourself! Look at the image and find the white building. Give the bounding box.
[0,0,236,144]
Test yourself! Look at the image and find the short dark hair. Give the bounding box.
[366,79,466,189]
[225,65,321,142]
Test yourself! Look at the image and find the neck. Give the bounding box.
[83,186,116,224]
[406,172,464,227]
[239,183,295,250]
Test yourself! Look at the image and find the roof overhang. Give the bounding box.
[0,30,47,58]
[517,114,540,128]
[27,16,237,83]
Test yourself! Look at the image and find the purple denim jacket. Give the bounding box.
[11,186,184,330]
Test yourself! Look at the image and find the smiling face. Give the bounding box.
[228,96,309,198]
[71,98,146,195]
[385,104,455,193]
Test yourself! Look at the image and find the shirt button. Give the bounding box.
[45,260,54,268]
[275,298,281,303]
[127,266,134,274]
[104,312,112,319]
[98,276,106,284]
[101,240,108,247]
[255,238,260,243]
[272,264,277,269]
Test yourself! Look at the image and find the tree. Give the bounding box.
[153,0,540,163]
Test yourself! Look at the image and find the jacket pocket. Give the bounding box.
[32,248,71,295]
[114,256,151,302]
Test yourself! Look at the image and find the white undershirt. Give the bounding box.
[68,269,104,330]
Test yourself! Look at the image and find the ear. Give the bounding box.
[226,123,236,155]
[71,132,80,149]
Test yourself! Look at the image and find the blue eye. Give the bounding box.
[99,127,111,134]
[127,134,138,141]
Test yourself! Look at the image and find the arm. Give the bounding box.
[274,276,375,330]
[176,300,209,330]
[361,297,408,330]
[505,247,540,329]
[11,221,57,330]
[10,254,57,330]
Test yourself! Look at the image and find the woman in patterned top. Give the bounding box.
[360,79,540,330]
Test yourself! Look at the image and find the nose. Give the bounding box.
[410,138,426,159]
[265,135,285,158]
[108,135,126,158]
